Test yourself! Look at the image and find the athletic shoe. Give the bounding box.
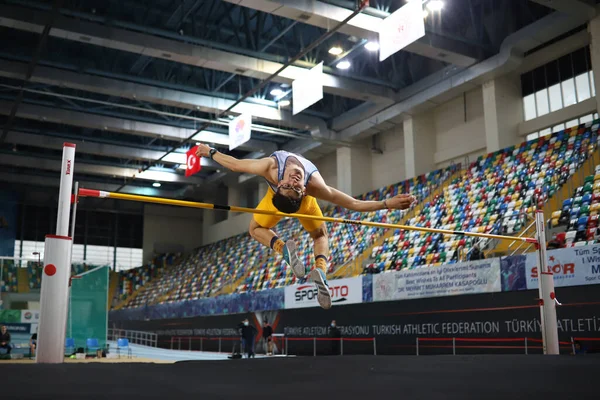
[309,269,332,310]
[282,240,307,278]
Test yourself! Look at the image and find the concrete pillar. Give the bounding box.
[403,113,435,179]
[258,181,269,203]
[227,185,240,219]
[589,16,600,114]
[483,75,523,153]
[335,145,372,197]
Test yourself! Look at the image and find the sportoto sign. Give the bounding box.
[284,276,363,309]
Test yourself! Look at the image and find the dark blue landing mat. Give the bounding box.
[1,355,598,400]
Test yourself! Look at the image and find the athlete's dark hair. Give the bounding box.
[272,191,303,213]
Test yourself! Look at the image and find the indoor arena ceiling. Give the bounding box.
[0,0,596,201]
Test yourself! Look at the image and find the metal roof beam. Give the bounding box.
[529,0,596,19]
[0,152,204,185]
[0,5,395,105]
[0,100,277,154]
[3,130,221,170]
[0,171,184,197]
[0,60,328,133]
[224,0,479,67]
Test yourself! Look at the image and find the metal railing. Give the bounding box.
[415,337,573,355]
[108,328,158,347]
[164,336,377,356]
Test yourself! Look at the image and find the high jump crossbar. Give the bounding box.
[77,188,537,245]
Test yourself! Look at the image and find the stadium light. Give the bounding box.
[270,88,284,96]
[336,60,351,70]
[328,46,343,55]
[152,182,161,188]
[365,42,379,51]
[426,0,444,12]
[279,100,291,107]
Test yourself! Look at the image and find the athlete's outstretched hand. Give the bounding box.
[385,193,416,210]
[195,143,212,158]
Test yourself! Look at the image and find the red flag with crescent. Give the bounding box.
[185,145,201,177]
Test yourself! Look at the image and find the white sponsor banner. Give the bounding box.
[373,259,501,302]
[284,276,362,309]
[292,62,323,115]
[228,113,252,151]
[20,309,40,324]
[379,0,425,62]
[525,245,600,289]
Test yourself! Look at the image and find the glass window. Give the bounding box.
[115,248,143,271]
[523,94,537,121]
[594,113,599,120]
[552,123,565,133]
[590,71,596,97]
[575,73,591,102]
[72,244,85,263]
[580,114,593,125]
[566,119,579,129]
[527,132,538,142]
[86,245,114,266]
[562,78,577,107]
[535,89,550,117]
[548,83,563,112]
[539,127,552,137]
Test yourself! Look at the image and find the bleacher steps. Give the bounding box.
[488,147,600,257]
[332,167,465,279]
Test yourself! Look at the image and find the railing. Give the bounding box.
[285,337,377,356]
[163,336,377,356]
[415,337,573,355]
[508,219,537,256]
[108,328,158,347]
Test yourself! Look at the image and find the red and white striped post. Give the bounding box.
[36,143,76,363]
[535,210,559,355]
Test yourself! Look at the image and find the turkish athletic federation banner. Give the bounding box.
[284,276,362,309]
[373,259,501,302]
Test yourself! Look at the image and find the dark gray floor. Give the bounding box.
[1,355,598,400]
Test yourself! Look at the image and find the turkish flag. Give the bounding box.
[185,146,201,177]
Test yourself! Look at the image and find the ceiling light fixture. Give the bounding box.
[336,60,351,70]
[152,182,161,188]
[423,9,429,18]
[365,42,379,51]
[328,46,343,55]
[278,100,291,107]
[426,0,444,12]
[270,88,284,96]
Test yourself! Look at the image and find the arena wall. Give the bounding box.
[110,284,600,356]
[143,204,203,263]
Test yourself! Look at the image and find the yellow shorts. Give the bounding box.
[253,187,324,232]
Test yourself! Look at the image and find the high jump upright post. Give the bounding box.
[36,143,76,363]
[534,210,559,355]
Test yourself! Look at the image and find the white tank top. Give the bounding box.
[266,150,318,192]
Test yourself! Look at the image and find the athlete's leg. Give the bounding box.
[248,218,307,278]
[249,218,280,249]
[305,223,332,310]
[308,223,330,274]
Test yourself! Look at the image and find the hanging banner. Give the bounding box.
[379,0,425,62]
[373,259,501,302]
[525,245,600,289]
[292,62,323,115]
[285,276,363,309]
[229,113,252,151]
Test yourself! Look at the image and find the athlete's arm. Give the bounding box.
[306,173,415,212]
[195,143,274,176]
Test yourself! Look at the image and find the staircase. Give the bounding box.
[331,166,465,279]
[17,268,29,293]
[108,270,119,308]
